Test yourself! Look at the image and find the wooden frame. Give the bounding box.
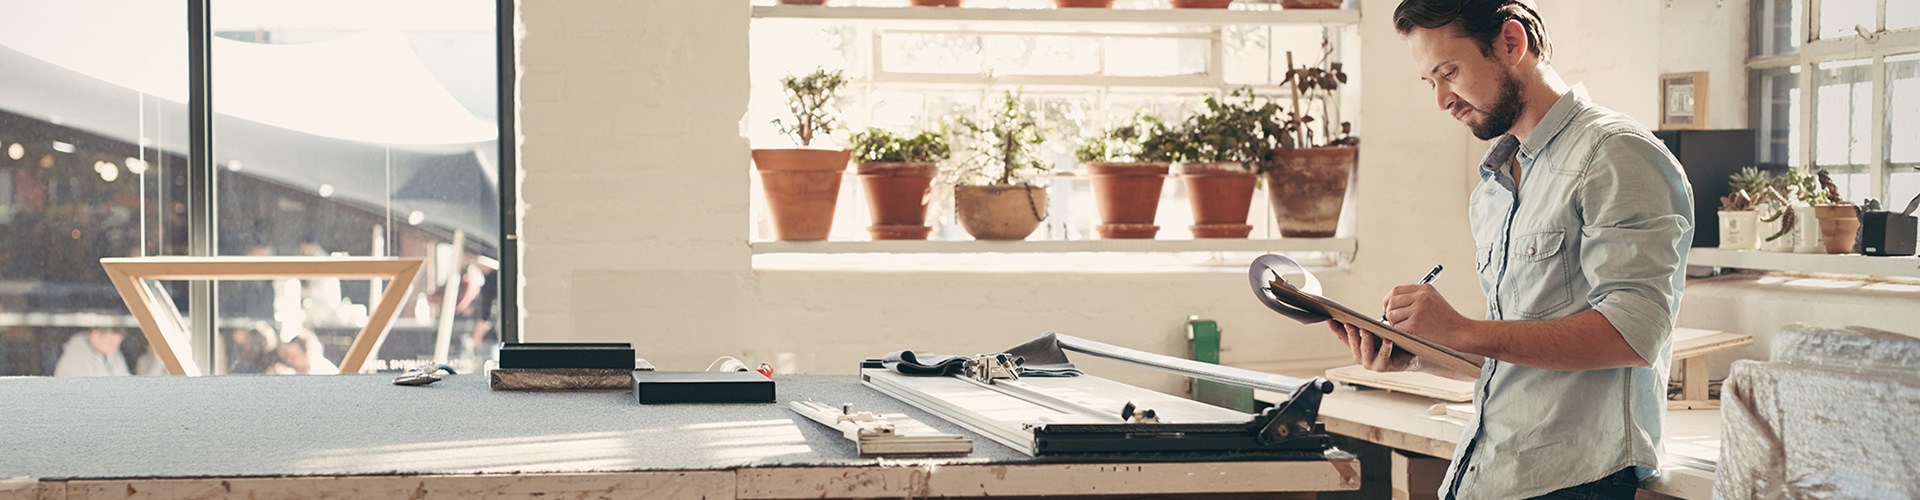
[100,257,424,376]
[1659,71,1710,130]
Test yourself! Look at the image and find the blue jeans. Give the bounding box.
[1525,468,1640,500]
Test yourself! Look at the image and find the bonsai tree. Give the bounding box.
[771,67,848,148]
[1074,112,1178,164]
[1279,48,1357,150]
[852,128,951,164]
[1164,87,1284,173]
[954,90,1051,186]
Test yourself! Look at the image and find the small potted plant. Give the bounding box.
[753,67,851,241]
[952,90,1052,241]
[1753,170,1813,252]
[1269,50,1359,238]
[1166,88,1283,239]
[851,128,951,240]
[1075,112,1178,239]
[1716,166,1767,250]
[1811,170,1860,254]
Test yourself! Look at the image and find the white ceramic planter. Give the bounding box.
[1792,205,1824,253]
[1757,205,1795,252]
[1717,210,1759,250]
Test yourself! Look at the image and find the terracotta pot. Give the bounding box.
[777,0,829,4]
[1814,205,1861,254]
[857,162,938,240]
[1279,0,1342,8]
[1175,162,1256,239]
[1171,0,1234,7]
[1087,162,1169,239]
[911,0,963,5]
[752,149,851,241]
[955,184,1048,240]
[1055,0,1115,7]
[1267,147,1354,238]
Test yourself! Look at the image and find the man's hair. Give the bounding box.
[1394,0,1552,62]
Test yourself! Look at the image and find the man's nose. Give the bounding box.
[1435,84,1456,112]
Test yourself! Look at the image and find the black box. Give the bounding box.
[632,371,775,404]
[1652,129,1758,248]
[498,343,635,369]
[1860,211,1918,257]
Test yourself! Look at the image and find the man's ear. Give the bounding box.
[1496,19,1529,66]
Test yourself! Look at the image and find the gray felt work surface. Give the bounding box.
[0,373,1314,480]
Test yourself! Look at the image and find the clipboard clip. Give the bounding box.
[1249,254,1333,324]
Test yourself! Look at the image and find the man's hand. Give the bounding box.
[1328,320,1415,372]
[1383,284,1476,351]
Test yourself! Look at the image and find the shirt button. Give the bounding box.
[1527,247,1536,255]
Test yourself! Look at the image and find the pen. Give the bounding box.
[1383,264,1444,322]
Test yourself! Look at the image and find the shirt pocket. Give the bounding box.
[1507,228,1575,319]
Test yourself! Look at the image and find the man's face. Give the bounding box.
[1408,26,1524,140]
[88,328,125,356]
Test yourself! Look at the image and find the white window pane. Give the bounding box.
[881,33,983,75]
[1818,0,1876,40]
[1755,66,1800,165]
[985,35,1099,76]
[1891,0,1919,31]
[1887,54,1920,208]
[1753,0,1801,56]
[1812,60,1870,171]
[1106,37,1207,77]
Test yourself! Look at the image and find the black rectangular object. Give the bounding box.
[1653,129,1757,248]
[1860,211,1918,256]
[498,343,634,369]
[632,371,775,404]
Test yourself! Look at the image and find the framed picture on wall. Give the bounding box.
[1659,72,1710,130]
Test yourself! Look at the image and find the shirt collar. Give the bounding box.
[1517,83,1588,160]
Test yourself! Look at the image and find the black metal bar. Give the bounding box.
[187,0,218,372]
[495,0,519,343]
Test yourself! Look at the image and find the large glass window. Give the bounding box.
[1753,65,1800,165]
[0,1,190,376]
[1818,0,1876,40]
[0,0,506,377]
[1888,53,1920,209]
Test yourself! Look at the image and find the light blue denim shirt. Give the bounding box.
[1439,85,1694,500]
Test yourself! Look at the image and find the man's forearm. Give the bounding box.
[1451,309,1650,371]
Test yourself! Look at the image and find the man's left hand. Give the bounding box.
[1384,284,1475,351]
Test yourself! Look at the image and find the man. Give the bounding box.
[1327,1,1694,499]
[53,327,132,377]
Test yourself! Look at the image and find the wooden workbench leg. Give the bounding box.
[1680,357,1708,402]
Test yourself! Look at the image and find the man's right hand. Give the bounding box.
[1329,320,1416,372]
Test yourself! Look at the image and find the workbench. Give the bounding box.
[0,374,1358,499]
[1242,361,1722,500]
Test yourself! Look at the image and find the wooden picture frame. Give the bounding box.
[100,257,424,376]
[1659,71,1710,130]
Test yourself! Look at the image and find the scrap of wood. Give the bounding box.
[1326,365,1473,402]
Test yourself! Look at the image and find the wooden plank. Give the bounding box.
[62,472,733,500]
[1322,415,1457,459]
[1325,365,1473,402]
[736,461,1357,499]
[1671,328,1754,360]
[1679,357,1710,402]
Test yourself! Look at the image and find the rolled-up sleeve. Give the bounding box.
[1575,132,1694,365]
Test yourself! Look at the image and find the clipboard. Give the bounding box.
[1249,254,1484,375]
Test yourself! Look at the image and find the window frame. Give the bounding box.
[1751,0,1920,202]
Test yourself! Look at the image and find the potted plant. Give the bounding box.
[1166,88,1282,239]
[851,128,950,240]
[1075,112,1177,239]
[1754,169,1814,252]
[1269,50,1359,238]
[952,90,1052,241]
[752,67,851,241]
[1716,166,1767,250]
[1811,170,1860,254]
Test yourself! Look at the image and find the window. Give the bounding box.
[747,6,1359,248]
[1749,0,1920,206]
[0,0,512,377]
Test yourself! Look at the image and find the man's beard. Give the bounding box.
[1467,71,1526,140]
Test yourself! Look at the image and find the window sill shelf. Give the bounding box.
[751,5,1360,26]
[751,237,1355,254]
[1688,248,1920,279]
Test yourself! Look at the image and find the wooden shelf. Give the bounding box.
[1688,248,1920,279]
[752,5,1361,26]
[751,237,1355,254]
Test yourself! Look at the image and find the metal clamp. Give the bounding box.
[962,353,1020,384]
